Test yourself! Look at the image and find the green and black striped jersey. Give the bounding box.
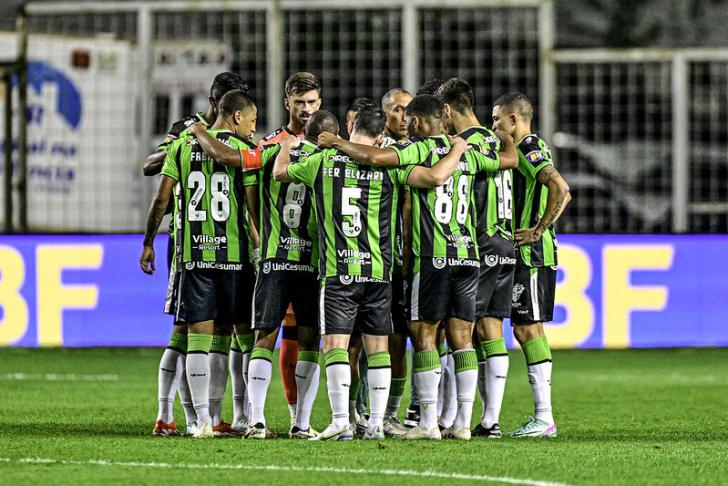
[157,112,210,151]
[460,126,513,247]
[287,148,400,281]
[161,129,257,266]
[513,134,558,267]
[392,135,500,265]
[257,140,318,267]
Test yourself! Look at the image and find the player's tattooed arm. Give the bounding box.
[515,166,571,246]
[406,136,469,188]
[318,132,399,167]
[272,136,300,183]
[187,123,241,167]
[140,175,176,274]
[494,129,518,169]
[143,150,167,176]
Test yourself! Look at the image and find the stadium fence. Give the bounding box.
[0,0,726,233]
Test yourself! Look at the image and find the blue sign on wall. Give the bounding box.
[0,234,726,348]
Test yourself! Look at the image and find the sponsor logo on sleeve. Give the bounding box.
[526,150,544,163]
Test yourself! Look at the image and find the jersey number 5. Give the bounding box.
[342,187,362,237]
[187,171,230,222]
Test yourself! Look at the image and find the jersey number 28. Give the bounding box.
[187,171,230,222]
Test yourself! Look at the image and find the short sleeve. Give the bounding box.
[243,170,259,187]
[472,144,500,173]
[397,165,417,186]
[160,141,180,181]
[259,145,281,169]
[287,152,322,187]
[518,136,553,178]
[389,140,429,167]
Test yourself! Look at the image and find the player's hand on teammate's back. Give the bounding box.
[140,246,156,275]
[317,132,338,148]
[515,226,543,247]
[187,122,205,137]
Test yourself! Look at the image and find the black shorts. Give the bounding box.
[409,257,480,323]
[175,264,255,324]
[253,260,318,331]
[163,234,179,316]
[319,276,393,336]
[476,234,517,320]
[510,258,557,324]
[390,268,409,335]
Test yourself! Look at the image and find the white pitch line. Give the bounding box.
[0,373,119,382]
[1,457,573,486]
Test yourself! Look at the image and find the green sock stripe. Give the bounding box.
[522,336,552,365]
[230,338,241,352]
[236,333,254,354]
[210,335,232,354]
[475,346,487,363]
[187,333,213,353]
[389,378,406,397]
[324,348,349,366]
[250,347,273,362]
[350,377,361,400]
[483,337,508,357]
[367,351,391,369]
[168,332,187,352]
[298,351,320,364]
[437,342,447,357]
[453,350,478,372]
[413,350,440,373]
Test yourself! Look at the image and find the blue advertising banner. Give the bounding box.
[0,234,726,348]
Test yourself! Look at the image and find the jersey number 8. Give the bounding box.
[282,183,306,229]
[187,171,230,222]
[435,175,469,225]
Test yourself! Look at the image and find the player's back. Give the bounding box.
[393,135,496,262]
[288,147,400,281]
[165,130,253,266]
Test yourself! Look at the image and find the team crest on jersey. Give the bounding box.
[262,261,272,274]
[432,257,446,269]
[185,262,195,271]
[526,150,544,163]
[484,255,499,267]
[512,283,526,302]
[339,275,354,285]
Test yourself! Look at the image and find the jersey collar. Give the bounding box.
[196,112,211,126]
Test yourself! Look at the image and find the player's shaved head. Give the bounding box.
[435,78,474,115]
[381,88,411,111]
[493,92,533,121]
[406,94,443,120]
[218,90,256,117]
[416,78,443,96]
[305,110,339,142]
[285,72,322,97]
[353,107,387,138]
[210,72,249,101]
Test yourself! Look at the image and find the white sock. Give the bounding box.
[367,367,391,428]
[186,352,211,424]
[208,351,228,426]
[242,351,251,385]
[483,355,509,427]
[242,350,251,421]
[348,399,358,424]
[477,360,487,421]
[294,358,320,431]
[177,365,196,425]
[439,354,457,428]
[452,350,478,430]
[326,363,351,429]
[247,352,273,427]
[288,403,297,421]
[528,361,554,424]
[437,352,448,416]
[157,347,184,423]
[229,348,246,424]
[414,368,440,429]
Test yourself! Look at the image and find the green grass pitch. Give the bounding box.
[0,347,726,485]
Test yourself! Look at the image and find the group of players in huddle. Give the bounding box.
[140,70,571,441]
